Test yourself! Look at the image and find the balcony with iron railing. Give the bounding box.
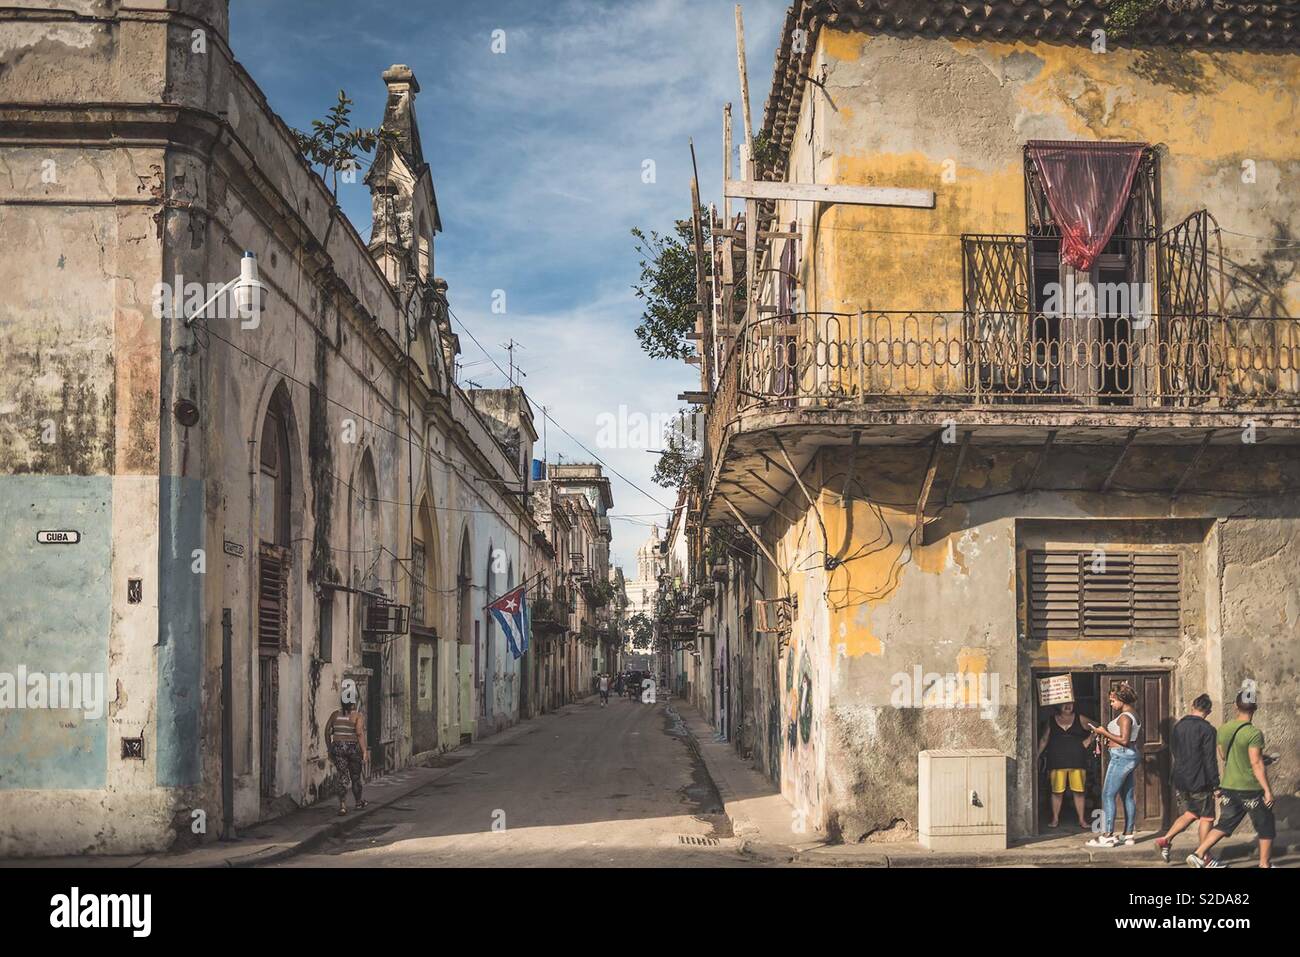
[710,307,1296,459]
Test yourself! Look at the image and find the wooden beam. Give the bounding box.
[714,228,801,240]
[1172,430,1216,498]
[1023,429,1057,492]
[722,103,733,229]
[724,179,935,209]
[944,430,972,508]
[677,391,711,404]
[734,5,753,146]
[1100,428,1139,493]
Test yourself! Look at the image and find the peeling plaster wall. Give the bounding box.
[744,441,1300,843]
[723,24,1300,845]
[777,29,1300,319]
[0,1,535,855]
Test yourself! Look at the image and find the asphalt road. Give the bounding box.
[274,695,760,867]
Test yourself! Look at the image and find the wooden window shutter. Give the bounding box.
[259,543,289,649]
[1029,550,1180,640]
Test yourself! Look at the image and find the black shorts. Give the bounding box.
[1176,789,1216,819]
[1215,789,1275,840]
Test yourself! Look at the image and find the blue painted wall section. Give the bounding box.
[0,476,111,789]
[156,474,204,788]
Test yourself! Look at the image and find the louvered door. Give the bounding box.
[1029,551,1181,640]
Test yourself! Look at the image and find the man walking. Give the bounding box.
[598,672,610,707]
[1188,691,1275,869]
[1154,694,1218,863]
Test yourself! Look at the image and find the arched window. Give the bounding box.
[457,530,472,644]
[258,385,292,547]
[258,384,293,651]
[416,210,432,281]
[413,498,437,626]
[354,452,380,591]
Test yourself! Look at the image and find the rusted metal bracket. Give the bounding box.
[944,430,972,508]
[722,496,782,575]
[1172,430,1216,499]
[773,434,834,569]
[915,434,943,539]
[1101,428,1139,493]
[1023,429,1058,492]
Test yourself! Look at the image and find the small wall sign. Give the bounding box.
[1037,674,1075,707]
[37,530,80,544]
[223,540,245,558]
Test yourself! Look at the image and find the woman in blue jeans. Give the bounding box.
[1086,682,1142,847]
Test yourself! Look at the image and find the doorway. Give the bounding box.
[362,650,383,768]
[258,654,278,800]
[1032,669,1170,834]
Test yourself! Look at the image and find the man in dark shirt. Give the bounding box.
[1154,694,1218,863]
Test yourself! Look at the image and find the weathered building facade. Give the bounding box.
[0,0,536,855]
[528,462,617,706]
[691,0,1299,844]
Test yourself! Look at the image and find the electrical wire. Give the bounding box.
[446,306,675,515]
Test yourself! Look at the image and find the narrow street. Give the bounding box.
[276,696,756,868]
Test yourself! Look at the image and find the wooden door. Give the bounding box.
[1101,672,1169,831]
[258,655,277,799]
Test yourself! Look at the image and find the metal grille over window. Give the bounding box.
[1029,550,1180,640]
[411,541,426,624]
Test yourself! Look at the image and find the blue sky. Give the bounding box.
[230,0,786,572]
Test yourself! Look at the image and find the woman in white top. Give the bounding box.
[1085,682,1142,847]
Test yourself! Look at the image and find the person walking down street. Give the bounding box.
[1188,691,1276,869]
[614,672,624,698]
[1037,700,1097,829]
[325,684,369,816]
[598,672,610,707]
[1086,682,1142,848]
[1154,694,1219,863]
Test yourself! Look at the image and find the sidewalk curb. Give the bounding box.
[665,701,760,839]
[670,698,1297,868]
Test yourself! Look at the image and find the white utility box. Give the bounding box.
[918,749,1007,851]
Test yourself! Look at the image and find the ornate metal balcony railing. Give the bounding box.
[706,309,1300,470]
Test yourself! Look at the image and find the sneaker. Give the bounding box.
[1187,853,1226,868]
[1086,834,1120,848]
[1155,837,1171,863]
[1122,833,1136,846]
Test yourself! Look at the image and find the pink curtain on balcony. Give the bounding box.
[1027,141,1145,271]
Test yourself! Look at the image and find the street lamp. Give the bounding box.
[183,251,268,330]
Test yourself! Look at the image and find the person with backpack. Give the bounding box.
[1154,694,1219,863]
[1187,690,1275,869]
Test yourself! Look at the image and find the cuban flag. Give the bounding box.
[488,585,530,659]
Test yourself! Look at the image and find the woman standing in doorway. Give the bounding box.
[1086,683,1142,847]
[1037,700,1097,829]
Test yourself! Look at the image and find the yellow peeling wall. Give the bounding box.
[747,29,1300,842]
[774,29,1300,322]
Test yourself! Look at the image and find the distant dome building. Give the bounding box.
[623,525,662,636]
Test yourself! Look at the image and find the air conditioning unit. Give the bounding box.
[364,600,410,635]
[918,749,1006,851]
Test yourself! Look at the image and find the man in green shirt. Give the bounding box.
[1187,691,1275,869]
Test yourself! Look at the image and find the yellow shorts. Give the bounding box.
[1050,769,1085,794]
